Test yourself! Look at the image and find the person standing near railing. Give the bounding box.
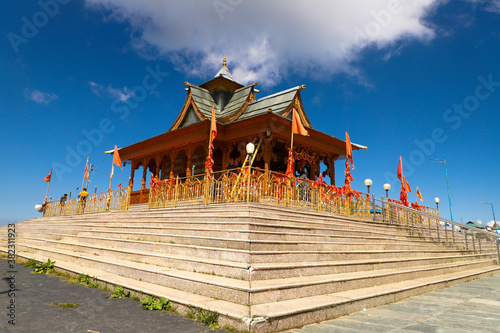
[59,194,68,215]
[78,188,89,214]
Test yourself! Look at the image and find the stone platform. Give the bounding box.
[1,203,499,332]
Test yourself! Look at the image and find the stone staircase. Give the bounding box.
[2,203,499,332]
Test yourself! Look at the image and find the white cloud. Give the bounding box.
[89,81,104,95]
[24,89,58,104]
[89,81,134,102]
[107,86,134,102]
[84,0,452,86]
[486,220,500,227]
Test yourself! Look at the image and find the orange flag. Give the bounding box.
[44,168,52,182]
[397,156,403,184]
[210,105,217,143]
[345,132,353,168]
[292,109,309,136]
[416,187,423,202]
[113,145,123,170]
[84,159,90,181]
[403,176,412,193]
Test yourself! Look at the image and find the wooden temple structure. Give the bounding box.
[117,58,365,205]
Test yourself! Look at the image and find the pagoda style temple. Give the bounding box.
[118,58,365,205]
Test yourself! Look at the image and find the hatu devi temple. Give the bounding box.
[5,58,500,333]
[120,58,365,205]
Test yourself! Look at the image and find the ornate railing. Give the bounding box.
[373,198,500,259]
[148,168,370,218]
[43,187,130,217]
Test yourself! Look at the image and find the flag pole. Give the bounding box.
[44,179,51,203]
[82,156,89,191]
[108,163,114,191]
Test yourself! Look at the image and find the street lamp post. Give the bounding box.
[435,197,440,212]
[245,142,255,202]
[430,159,454,221]
[383,183,391,199]
[481,202,498,236]
[364,179,372,197]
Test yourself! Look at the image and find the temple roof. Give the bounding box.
[169,58,311,131]
[213,56,236,82]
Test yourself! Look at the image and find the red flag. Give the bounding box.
[403,176,411,193]
[84,159,90,181]
[44,169,52,182]
[416,187,423,202]
[113,145,123,170]
[345,132,353,168]
[397,156,403,184]
[292,109,309,136]
[210,105,217,144]
[400,185,409,206]
[150,174,160,187]
[285,149,295,178]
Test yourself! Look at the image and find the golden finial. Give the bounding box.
[223,56,226,67]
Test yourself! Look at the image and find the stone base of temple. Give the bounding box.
[2,203,499,332]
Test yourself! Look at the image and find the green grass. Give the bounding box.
[23,259,38,268]
[108,285,131,299]
[51,302,81,309]
[32,259,55,275]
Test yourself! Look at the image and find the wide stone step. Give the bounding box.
[17,215,439,241]
[18,237,251,263]
[19,231,459,253]
[19,218,437,239]
[18,226,437,246]
[15,239,493,282]
[10,242,497,307]
[248,252,497,279]
[247,259,496,305]
[249,266,500,332]
[7,248,249,332]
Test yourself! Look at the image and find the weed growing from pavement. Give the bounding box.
[51,302,81,309]
[23,259,38,268]
[187,306,219,329]
[71,273,100,288]
[140,296,172,311]
[108,285,131,299]
[223,324,238,333]
[32,259,56,274]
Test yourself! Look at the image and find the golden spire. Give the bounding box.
[223,56,226,67]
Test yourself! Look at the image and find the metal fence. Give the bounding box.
[43,187,130,217]
[149,168,371,218]
[372,197,500,259]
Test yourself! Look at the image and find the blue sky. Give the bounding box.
[1,0,500,226]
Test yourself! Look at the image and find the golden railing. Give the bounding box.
[149,168,370,218]
[43,187,130,217]
[375,197,500,258]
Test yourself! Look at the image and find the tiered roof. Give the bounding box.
[170,58,311,131]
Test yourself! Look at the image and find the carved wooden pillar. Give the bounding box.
[141,158,147,190]
[310,158,319,181]
[129,161,135,188]
[186,146,193,178]
[222,145,231,170]
[325,155,336,186]
[170,153,176,179]
[263,140,272,173]
[155,156,161,179]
